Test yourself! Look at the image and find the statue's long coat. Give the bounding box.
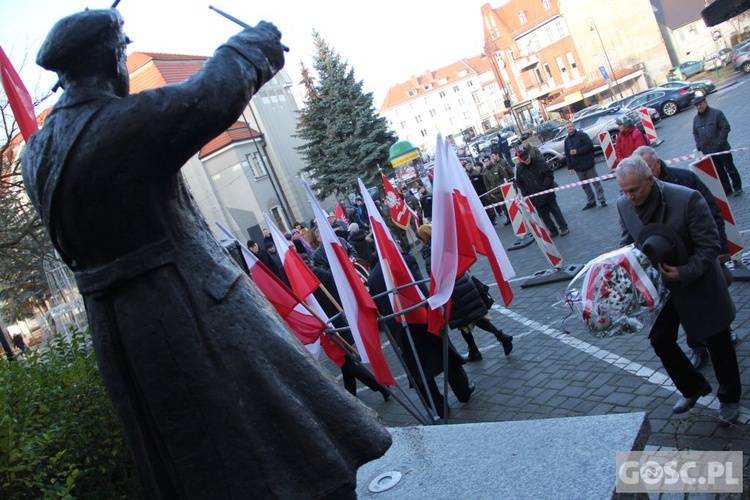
[23,30,391,498]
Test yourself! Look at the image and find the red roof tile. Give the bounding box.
[199,121,260,159]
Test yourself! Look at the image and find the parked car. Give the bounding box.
[535,119,565,143]
[661,79,716,97]
[616,86,694,117]
[538,143,566,170]
[499,125,521,147]
[705,48,733,70]
[733,44,750,73]
[572,105,603,119]
[599,96,662,123]
[668,60,705,79]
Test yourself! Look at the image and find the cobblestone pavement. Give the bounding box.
[325,72,750,496]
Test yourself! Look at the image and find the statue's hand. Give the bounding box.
[248,21,286,74]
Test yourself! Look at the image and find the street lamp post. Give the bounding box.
[484,40,523,134]
[587,18,623,100]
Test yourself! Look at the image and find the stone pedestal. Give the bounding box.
[357,412,650,499]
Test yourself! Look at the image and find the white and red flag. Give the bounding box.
[382,174,420,229]
[215,221,328,358]
[334,203,348,227]
[358,178,428,327]
[302,180,396,386]
[427,133,516,333]
[0,46,38,142]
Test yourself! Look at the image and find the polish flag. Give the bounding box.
[302,180,396,386]
[382,174,420,229]
[335,203,349,228]
[358,178,428,327]
[427,134,516,333]
[0,46,38,141]
[215,221,327,358]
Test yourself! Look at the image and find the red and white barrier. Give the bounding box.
[689,156,745,259]
[598,131,617,170]
[637,107,658,144]
[516,196,563,268]
[501,182,529,238]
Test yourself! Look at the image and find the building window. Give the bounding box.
[415,115,422,124]
[544,63,553,79]
[546,25,554,42]
[556,20,565,38]
[518,11,527,24]
[423,83,432,90]
[445,103,452,111]
[420,129,428,137]
[471,91,481,104]
[566,52,580,78]
[458,97,466,106]
[429,108,437,117]
[466,80,474,88]
[245,151,268,179]
[400,121,407,129]
[463,111,471,119]
[542,0,551,8]
[270,206,287,233]
[532,33,541,50]
[506,48,515,61]
[407,89,417,97]
[453,85,460,93]
[439,90,446,98]
[534,68,543,84]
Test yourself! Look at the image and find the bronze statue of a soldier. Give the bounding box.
[23,9,391,498]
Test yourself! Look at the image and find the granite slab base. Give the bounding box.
[357,412,650,499]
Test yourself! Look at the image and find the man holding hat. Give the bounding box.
[692,95,742,196]
[613,116,649,168]
[22,8,391,497]
[615,156,741,426]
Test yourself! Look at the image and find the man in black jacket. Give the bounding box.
[515,149,569,237]
[692,95,742,196]
[634,145,736,369]
[564,121,607,210]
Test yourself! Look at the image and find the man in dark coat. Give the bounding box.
[22,10,390,497]
[495,133,513,164]
[367,255,473,419]
[692,95,742,196]
[563,121,606,210]
[616,156,740,426]
[515,149,570,237]
[634,145,735,369]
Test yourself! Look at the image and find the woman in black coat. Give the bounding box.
[368,254,473,418]
[417,225,513,361]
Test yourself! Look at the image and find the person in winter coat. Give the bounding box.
[347,223,375,268]
[418,185,433,222]
[613,116,648,168]
[692,95,742,196]
[563,121,607,210]
[417,225,513,362]
[368,255,474,419]
[515,149,570,237]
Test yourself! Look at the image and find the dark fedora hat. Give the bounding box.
[637,224,688,267]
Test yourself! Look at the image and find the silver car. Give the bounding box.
[543,108,631,159]
[733,44,750,73]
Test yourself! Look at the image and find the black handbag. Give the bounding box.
[471,275,494,308]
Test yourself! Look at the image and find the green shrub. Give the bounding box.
[0,330,140,499]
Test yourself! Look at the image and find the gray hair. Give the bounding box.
[615,155,652,180]
[633,145,658,161]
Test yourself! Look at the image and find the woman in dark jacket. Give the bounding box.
[417,225,513,361]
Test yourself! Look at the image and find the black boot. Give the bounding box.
[461,329,482,362]
[498,332,513,356]
[476,319,513,356]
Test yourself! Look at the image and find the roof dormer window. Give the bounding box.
[407,89,417,97]
[519,11,527,24]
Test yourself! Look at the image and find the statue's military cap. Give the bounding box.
[37,9,126,72]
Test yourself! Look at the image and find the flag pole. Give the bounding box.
[382,260,440,422]
[441,305,450,423]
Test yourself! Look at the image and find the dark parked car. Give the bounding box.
[661,79,716,98]
[617,86,694,117]
[535,119,565,142]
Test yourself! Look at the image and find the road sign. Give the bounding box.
[599,66,610,81]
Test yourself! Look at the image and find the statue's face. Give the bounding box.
[113,39,130,97]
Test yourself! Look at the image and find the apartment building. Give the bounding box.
[481,0,672,117]
[379,55,509,150]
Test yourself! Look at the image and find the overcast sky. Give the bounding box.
[0,0,505,108]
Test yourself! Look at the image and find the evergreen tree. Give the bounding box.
[296,31,397,198]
